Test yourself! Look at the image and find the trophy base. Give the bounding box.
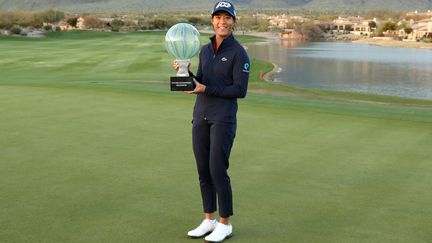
[170,76,195,91]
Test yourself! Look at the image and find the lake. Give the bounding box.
[247,40,432,100]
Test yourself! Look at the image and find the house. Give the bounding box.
[268,14,308,30]
[351,20,374,36]
[408,18,432,40]
[332,16,353,32]
[268,14,289,29]
[279,29,303,40]
[398,17,432,40]
[332,16,375,36]
[77,17,85,29]
[382,30,399,38]
[406,10,432,18]
[58,21,74,30]
[429,19,432,33]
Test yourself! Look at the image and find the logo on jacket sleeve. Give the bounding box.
[243,63,250,73]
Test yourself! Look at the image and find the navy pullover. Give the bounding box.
[192,34,250,123]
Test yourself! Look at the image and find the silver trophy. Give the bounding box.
[165,23,200,91]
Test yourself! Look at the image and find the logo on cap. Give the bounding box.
[216,2,231,9]
[213,1,236,18]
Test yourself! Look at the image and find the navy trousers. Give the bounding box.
[192,117,236,218]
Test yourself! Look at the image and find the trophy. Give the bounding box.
[164,23,201,91]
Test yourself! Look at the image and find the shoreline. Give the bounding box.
[242,31,432,49]
[352,38,432,49]
[262,63,279,81]
[238,31,280,40]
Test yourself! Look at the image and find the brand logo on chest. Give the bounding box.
[221,57,228,62]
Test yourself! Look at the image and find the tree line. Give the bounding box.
[0,9,64,29]
[0,9,212,32]
[1,8,429,41]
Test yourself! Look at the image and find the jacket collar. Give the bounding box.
[210,34,235,54]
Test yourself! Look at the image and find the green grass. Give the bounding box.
[1,30,432,243]
[0,30,266,85]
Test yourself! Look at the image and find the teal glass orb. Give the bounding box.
[165,23,200,60]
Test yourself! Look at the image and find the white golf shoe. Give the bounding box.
[187,219,217,238]
[204,222,233,242]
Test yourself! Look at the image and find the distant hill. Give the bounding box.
[1,0,431,12]
[305,0,432,11]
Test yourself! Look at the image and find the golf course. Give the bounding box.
[1,30,432,242]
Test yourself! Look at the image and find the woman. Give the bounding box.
[174,1,249,242]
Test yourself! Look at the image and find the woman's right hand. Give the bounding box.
[172,60,191,72]
[172,60,180,72]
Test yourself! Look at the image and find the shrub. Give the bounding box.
[151,18,168,29]
[110,19,124,32]
[382,21,397,32]
[298,24,324,41]
[83,16,105,29]
[66,17,78,28]
[187,16,208,26]
[44,25,53,31]
[10,26,21,34]
[40,9,64,23]
[404,27,413,34]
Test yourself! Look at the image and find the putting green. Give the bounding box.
[1,31,432,243]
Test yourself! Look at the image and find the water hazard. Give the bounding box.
[247,40,432,100]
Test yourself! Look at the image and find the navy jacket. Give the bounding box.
[192,34,250,123]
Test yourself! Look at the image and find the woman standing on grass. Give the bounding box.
[174,1,250,242]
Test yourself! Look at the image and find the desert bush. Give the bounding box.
[40,9,64,23]
[110,19,124,31]
[10,26,21,34]
[66,17,78,28]
[44,25,53,31]
[297,23,324,41]
[83,16,105,29]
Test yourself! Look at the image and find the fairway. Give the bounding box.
[1,31,432,243]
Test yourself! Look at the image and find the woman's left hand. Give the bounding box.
[184,79,206,94]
